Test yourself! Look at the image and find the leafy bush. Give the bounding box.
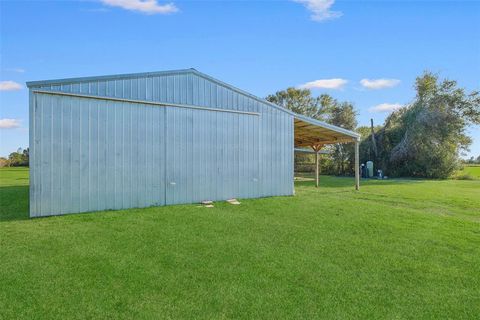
[360,72,480,178]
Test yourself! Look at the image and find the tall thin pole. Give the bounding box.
[312,144,322,188]
[355,140,360,190]
[370,118,378,160]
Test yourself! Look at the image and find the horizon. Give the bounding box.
[1,0,479,158]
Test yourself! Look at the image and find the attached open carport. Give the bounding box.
[293,114,361,190]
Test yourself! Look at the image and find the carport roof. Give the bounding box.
[293,114,360,148]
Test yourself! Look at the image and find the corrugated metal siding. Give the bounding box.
[29,71,294,217]
[258,104,294,197]
[165,107,259,204]
[34,73,261,113]
[30,93,166,216]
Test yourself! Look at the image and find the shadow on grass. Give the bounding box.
[0,176,426,222]
[294,175,424,189]
[0,186,29,222]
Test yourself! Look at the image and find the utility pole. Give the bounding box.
[370,118,378,160]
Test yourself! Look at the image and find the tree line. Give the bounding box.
[464,156,480,164]
[267,72,480,178]
[0,148,29,167]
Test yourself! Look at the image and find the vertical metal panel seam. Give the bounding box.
[59,95,63,214]
[148,104,152,204]
[103,99,107,209]
[114,105,117,208]
[236,113,240,196]
[30,94,36,217]
[96,100,100,209]
[68,97,72,214]
[163,106,167,205]
[78,97,82,213]
[144,104,147,205]
[39,94,43,215]
[30,92,35,216]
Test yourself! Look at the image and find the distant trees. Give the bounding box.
[0,148,29,167]
[325,100,357,176]
[464,155,480,164]
[360,72,480,178]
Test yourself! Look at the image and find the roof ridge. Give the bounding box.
[26,68,196,87]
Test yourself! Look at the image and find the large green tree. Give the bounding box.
[326,102,358,175]
[362,72,480,178]
[265,87,326,120]
[7,147,29,167]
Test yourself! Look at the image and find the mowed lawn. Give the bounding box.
[463,165,480,178]
[1,168,479,319]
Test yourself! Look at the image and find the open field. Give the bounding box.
[1,167,479,319]
[462,165,480,179]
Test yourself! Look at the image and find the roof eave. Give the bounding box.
[294,113,360,140]
[26,68,197,88]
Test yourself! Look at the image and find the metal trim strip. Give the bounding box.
[32,90,261,116]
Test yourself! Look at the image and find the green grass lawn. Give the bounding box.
[1,167,479,319]
[462,165,480,179]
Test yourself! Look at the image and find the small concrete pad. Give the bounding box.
[227,199,241,205]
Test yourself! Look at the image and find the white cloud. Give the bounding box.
[0,119,21,129]
[299,78,348,90]
[100,0,178,14]
[6,68,25,73]
[369,103,403,113]
[294,0,342,22]
[360,78,401,90]
[0,81,22,91]
[83,8,110,13]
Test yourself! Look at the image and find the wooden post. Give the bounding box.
[355,139,360,190]
[312,144,322,188]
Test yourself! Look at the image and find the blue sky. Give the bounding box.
[1,0,479,158]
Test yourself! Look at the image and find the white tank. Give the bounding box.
[366,161,374,178]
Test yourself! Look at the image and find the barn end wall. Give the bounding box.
[29,71,293,217]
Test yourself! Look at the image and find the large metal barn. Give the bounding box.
[27,69,360,217]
